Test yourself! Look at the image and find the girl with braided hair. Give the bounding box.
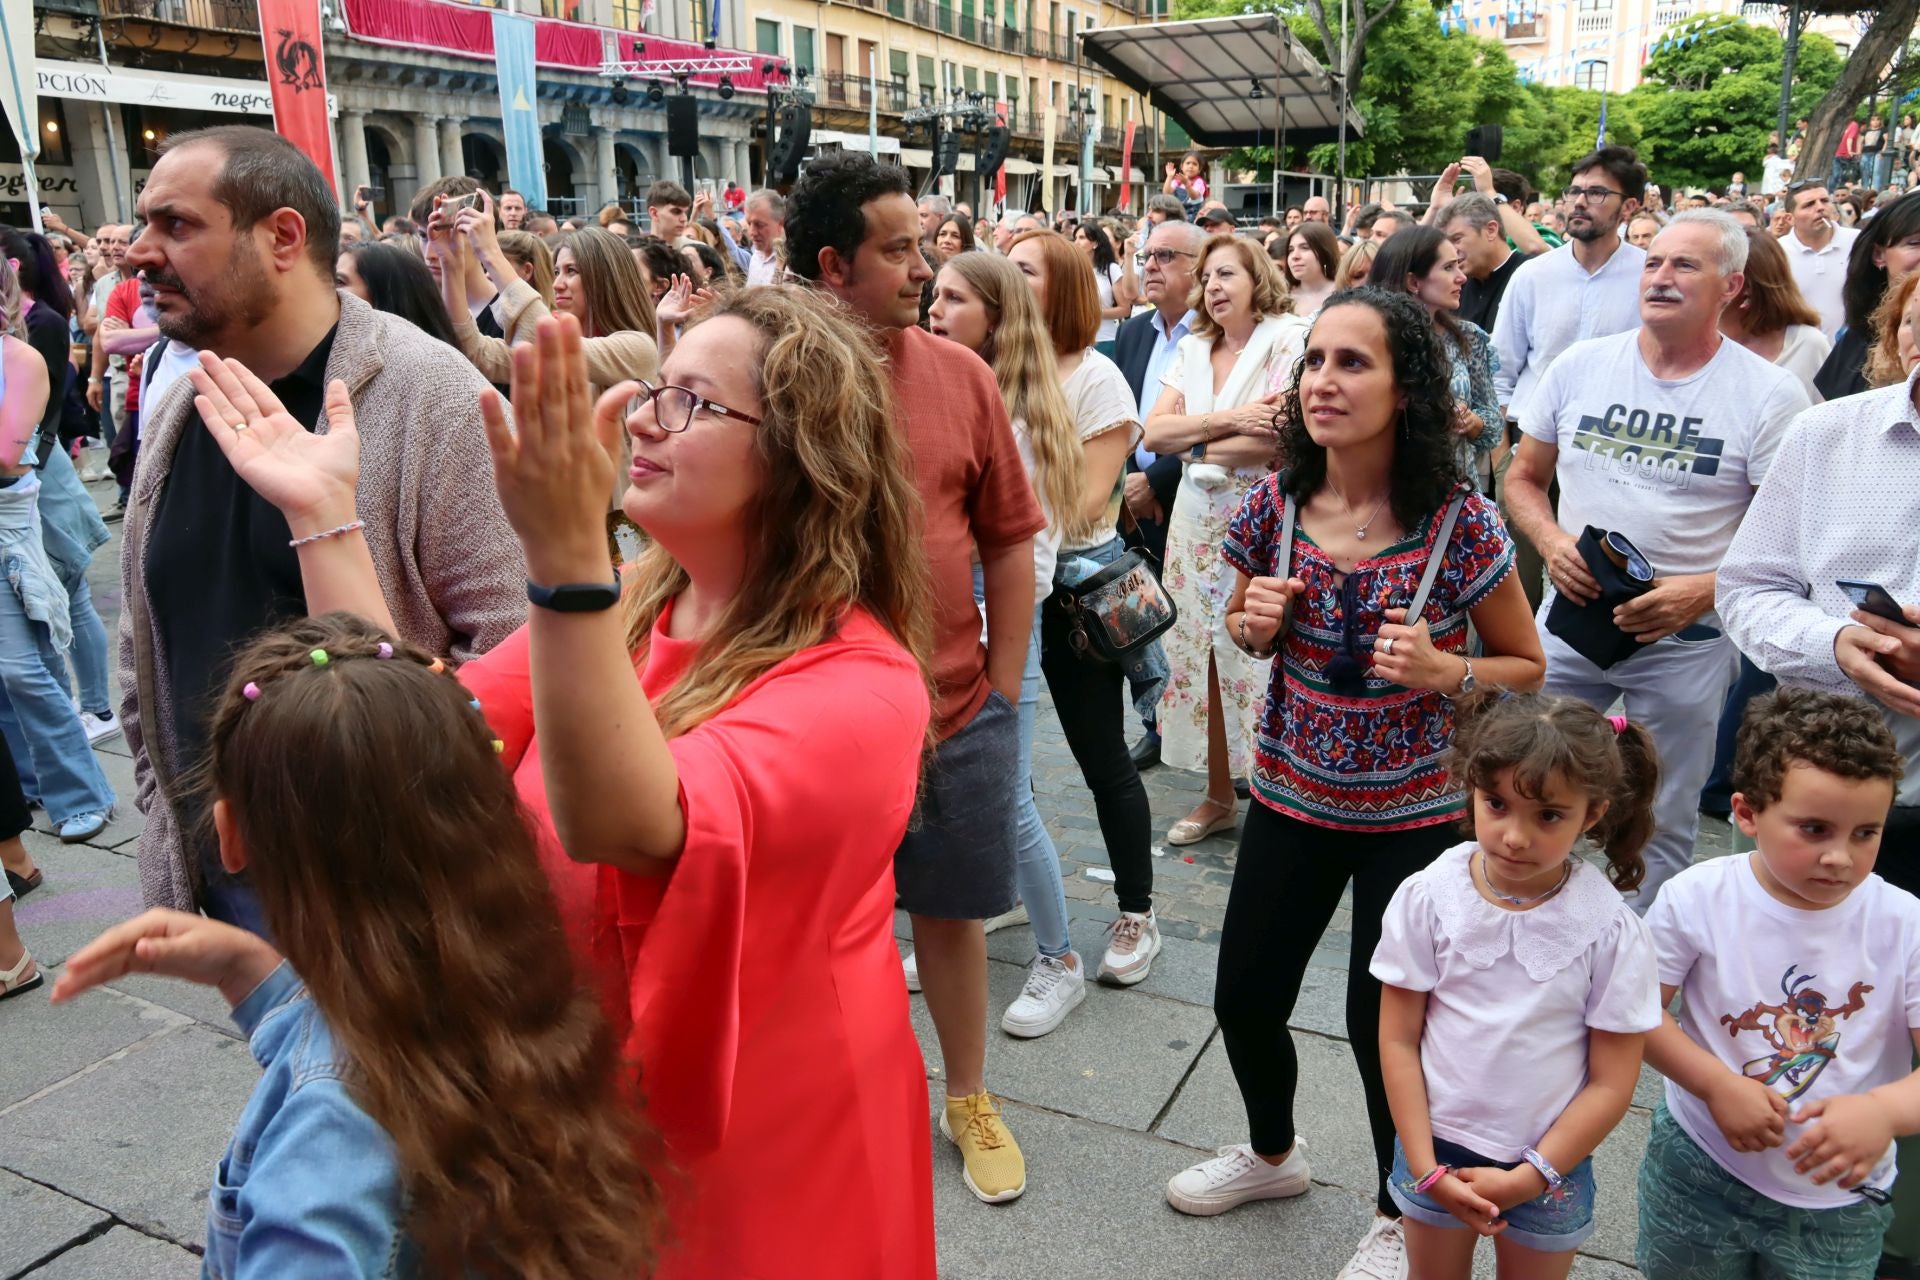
[53,611,659,1278]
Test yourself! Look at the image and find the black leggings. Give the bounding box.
[1039,591,1154,914]
[0,732,29,844]
[1214,801,1457,1216]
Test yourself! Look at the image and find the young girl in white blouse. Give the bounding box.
[1372,690,1664,1278]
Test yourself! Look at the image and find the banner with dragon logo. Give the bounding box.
[258,0,336,195]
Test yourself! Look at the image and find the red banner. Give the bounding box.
[995,101,1007,212]
[257,0,337,195]
[1117,119,1137,213]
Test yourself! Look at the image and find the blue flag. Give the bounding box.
[493,12,547,211]
[1596,91,1608,146]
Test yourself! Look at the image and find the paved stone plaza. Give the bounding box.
[0,488,1727,1277]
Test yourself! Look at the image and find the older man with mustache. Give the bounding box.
[1503,210,1813,910]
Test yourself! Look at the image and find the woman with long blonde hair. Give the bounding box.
[176,284,941,1278]
[922,251,1085,1035]
[1144,233,1307,847]
[495,229,556,310]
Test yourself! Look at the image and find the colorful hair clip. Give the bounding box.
[491,739,505,754]
[376,642,394,659]
[469,698,483,711]
[1608,715,1628,734]
[242,682,262,701]
[310,649,330,667]
[429,658,446,675]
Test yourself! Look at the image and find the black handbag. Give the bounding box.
[1544,526,1656,670]
[1057,549,1179,664]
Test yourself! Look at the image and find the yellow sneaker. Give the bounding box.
[940,1091,1027,1204]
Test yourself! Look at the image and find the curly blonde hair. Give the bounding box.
[1866,270,1920,389]
[620,286,934,736]
[0,256,22,340]
[1188,233,1293,339]
[939,253,1089,543]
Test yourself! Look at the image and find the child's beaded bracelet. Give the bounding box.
[1413,1164,1453,1195]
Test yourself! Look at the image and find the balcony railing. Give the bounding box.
[101,0,256,32]
[818,72,915,112]
[1503,18,1541,38]
[1653,5,1691,26]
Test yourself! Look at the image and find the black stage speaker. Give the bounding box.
[974,125,1009,182]
[667,95,701,158]
[935,129,961,176]
[767,102,812,183]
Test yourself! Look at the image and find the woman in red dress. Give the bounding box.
[180,288,939,1278]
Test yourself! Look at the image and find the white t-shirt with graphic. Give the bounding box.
[1521,329,1810,587]
[1648,855,1920,1209]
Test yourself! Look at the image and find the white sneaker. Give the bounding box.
[1165,1139,1311,1216]
[1097,910,1162,985]
[1337,1215,1409,1279]
[1000,952,1086,1038]
[902,949,920,993]
[79,712,120,745]
[983,902,1030,934]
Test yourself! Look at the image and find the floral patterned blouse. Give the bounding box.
[1223,477,1515,832]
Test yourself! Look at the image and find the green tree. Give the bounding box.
[1624,16,1842,191]
[1497,84,1643,196]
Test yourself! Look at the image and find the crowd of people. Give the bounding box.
[0,116,1917,1280]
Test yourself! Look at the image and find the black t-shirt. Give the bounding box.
[145,324,337,853]
[23,301,71,448]
[1456,249,1530,335]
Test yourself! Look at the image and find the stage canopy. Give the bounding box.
[1080,13,1362,150]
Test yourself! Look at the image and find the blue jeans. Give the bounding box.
[973,564,1072,960]
[0,577,114,826]
[33,450,112,717]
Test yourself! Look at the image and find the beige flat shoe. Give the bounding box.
[0,949,42,1001]
[1167,801,1238,847]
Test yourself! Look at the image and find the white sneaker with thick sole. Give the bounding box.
[983,902,1030,934]
[1165,1140,1311,1216]
[1000,952,1086,1038]
[1098,910,1162,985]
[1336,1215,1409,1279]
[902,949,920,993]
[79,712,120,745]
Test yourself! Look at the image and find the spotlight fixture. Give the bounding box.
[647,79,666,104]
[1248,78,1267,99]
[717,74,735,99]
[611,78,630,105]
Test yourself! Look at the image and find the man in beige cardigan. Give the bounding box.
[119,125,526,923]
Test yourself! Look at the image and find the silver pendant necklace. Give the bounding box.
[1326,477,1388,541]
[1476,852,1573,907]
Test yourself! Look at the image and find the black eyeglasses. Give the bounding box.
[627,378,763,433]
[1785,179,1826,195]
[1141,248,1198,265]
[1561,185,1624,204]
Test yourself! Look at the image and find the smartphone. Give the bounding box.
[1837,579,1910,623]
[441,192,479,218]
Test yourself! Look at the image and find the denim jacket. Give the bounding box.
[204,963,413,1280]
[0,472,71,653]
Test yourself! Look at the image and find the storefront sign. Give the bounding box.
[35,60,336,117]
[0,162,77,199]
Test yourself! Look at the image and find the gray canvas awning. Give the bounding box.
[1080,14,1361,150]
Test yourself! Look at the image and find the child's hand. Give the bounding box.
[1455,1164,1544,1213]
[50,909,284,1009]
[1427,1172,1506,1236]
[1787,1093,1895,1188]
[1708,1074,1790,1152]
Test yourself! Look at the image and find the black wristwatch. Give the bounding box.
[526,575,622,613]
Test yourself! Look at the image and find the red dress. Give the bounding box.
[459,603,936,1279]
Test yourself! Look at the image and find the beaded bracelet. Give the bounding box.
[288,519,366,549]
[1413,1164,1453,1195]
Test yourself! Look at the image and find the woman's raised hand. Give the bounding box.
[1241,574,1305,652]
[656,274,715,330]
[455,188,503,263]
[481,313,633,584]
[190,352,361,535]
[1373,606,1465,693]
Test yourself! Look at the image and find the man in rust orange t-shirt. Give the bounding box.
[787,151,1045,1207]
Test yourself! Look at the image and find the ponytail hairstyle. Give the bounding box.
[204,613,661,1279]
[1446,688,1661,892]
[0,254,23,340]
[939,251,1089,542]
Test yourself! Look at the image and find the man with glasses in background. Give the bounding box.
[1490,144,1650,610]
[1112,218,1206,766]
[1779,181,1857,337]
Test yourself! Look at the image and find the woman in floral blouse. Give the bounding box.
[1162,289,1543,1280]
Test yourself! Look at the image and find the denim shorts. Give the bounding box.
[893,690,1019,920]
[1636,1103,1891,1280]
[1388,1135,1598,1253]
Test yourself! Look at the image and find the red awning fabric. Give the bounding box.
[340,0,774,90]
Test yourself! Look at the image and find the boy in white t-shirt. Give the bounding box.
[1642,687,1919,1280]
